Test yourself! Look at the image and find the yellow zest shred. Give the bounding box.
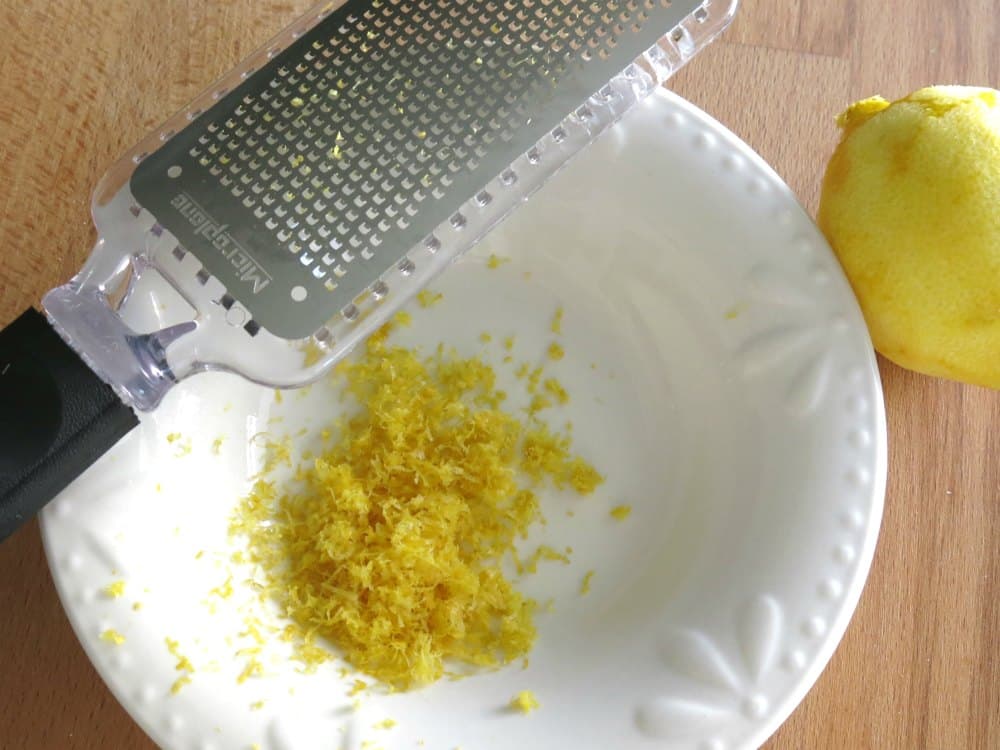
[478,332,492,344]
[231,327,601,690]
[547,342,565,361]
[580,570,596,595]
[302,340,326,367]
[520,424,603,494]
[100,629,125,646]
[104,580,126,599]
[348,679,368,697]
[255,435,292,475]
[237,657,264,684]
[132,602,142,612]
[274,389,284,404]
[210,576,234,599]
[551,307,564,335]
[416,289,444,308]
[250,700,265,711]
[610,505,632,521]
[212,437,225,455]
[167,432,192,456]
[566,458,603,495]
[163,637,194,693]
[543,378,569,405]
[526,366,544,394]
[519,544,571,575]
[165,637,195,673]
[291,638,331,672]
[240,618,267,646]
[374,719,397,730]
[503,336,515,351]
[527,394,552,416]
[394,310,413,327]
[486,253,509,269]
[510,690,540,713]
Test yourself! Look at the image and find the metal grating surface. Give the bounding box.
[132,0,701,339]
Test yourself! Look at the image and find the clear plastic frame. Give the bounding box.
[43,0,739,411]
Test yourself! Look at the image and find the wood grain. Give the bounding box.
[1,1,998,748]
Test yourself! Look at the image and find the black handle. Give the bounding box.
[0,308,138,541]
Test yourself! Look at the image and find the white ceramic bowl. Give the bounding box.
[41,89,886,750]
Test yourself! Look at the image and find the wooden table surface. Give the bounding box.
[1,1,998,748]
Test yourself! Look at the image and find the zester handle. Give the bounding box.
[0,308,138,542]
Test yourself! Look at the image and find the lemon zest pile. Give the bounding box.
[231,330,602,690]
